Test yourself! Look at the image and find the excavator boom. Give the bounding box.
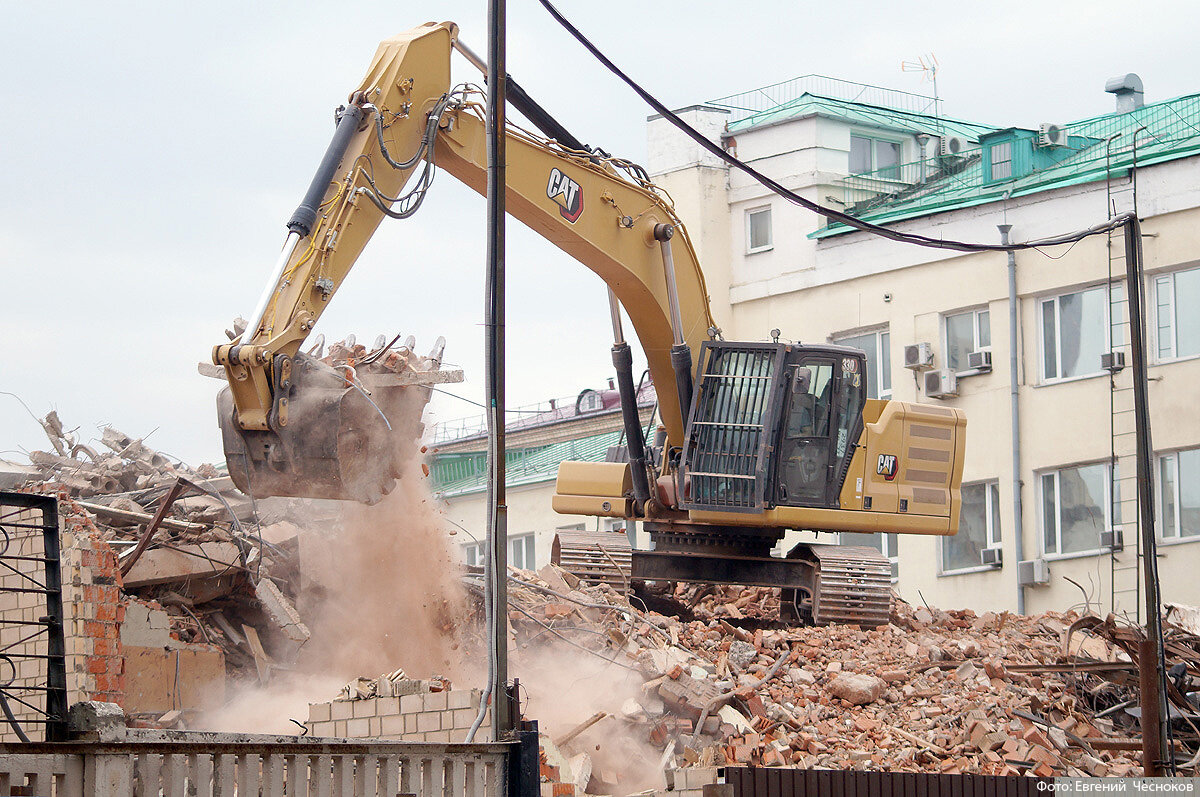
[213,22,966,625]
[214,22,714,501]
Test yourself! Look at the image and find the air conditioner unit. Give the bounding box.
[924,368,958,399]
[1017,558,1050,586]
[1102,351,1126,372]
[1038,122,1069,148]
[1101,529,1124,551]
[939,135,970,157]
[980,547,1003,567]
[967,349,993,372]
[904,342,935,371]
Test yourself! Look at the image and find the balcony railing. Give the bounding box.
[431,384,656,446]
[431,395,593,445]
[837,151,982,218]
[708,74,941,124]
[0,738,515,797]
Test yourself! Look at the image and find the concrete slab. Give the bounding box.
[122,542,242,590]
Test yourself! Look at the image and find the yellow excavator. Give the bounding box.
[213,22,966,626]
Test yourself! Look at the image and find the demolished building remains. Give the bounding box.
[2,346,1197,785]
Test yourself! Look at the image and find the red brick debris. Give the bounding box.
[493,565,1200,779]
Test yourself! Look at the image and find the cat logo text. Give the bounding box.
[546,168,584,223]
[876,454,898,481]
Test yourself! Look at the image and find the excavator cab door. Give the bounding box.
[773,351,866,508]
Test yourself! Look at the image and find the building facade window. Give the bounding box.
[467,535,536,568]
[746,206,772,253]
[1040,284,1124,381]
[849,135,902,179]
[942,481,1001,573]
[989,142,1013,180]
[945,308,991,373]
[510,534,536,571]
[1159,449,1200,541]
[1041,462,1119,557]
[576,389,603,413]
[835,329,891,399]
[1155,268,1200,360]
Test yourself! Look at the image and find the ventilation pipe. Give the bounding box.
[1105,74,1144,113]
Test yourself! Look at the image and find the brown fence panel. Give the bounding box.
[726,767,1050,797]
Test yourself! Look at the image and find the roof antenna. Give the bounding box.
[902,54,942,133]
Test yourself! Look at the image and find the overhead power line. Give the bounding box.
[536,0,1134,254]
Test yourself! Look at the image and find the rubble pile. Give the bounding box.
[27,414,222,499]
[337,670,452,701]
[13,337,451,694]
[25,417,311,685]
[491,564,1162,780]
[318,333,445,378]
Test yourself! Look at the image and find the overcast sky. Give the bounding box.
[3,1,1197,466]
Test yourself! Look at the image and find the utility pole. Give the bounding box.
[485,0,513,740]
[1123,216,1169,775]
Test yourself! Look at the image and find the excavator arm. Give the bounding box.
[213,21,715,500]
[433,103,715,447]
[213,21,967,626]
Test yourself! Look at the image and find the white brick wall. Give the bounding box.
[306,690,491,742]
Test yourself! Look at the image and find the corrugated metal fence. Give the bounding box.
[726,766,1049,797]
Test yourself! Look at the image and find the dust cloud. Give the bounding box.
[512,646,666,792]
[197,404,660,794]
[299,456,469,679]
[198,430,473,733]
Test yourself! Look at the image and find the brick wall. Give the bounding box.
[0,495,124,741]
[306,690,489,742]
[62,504,126,706]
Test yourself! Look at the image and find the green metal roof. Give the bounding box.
[727,92,995,141]
[815,93,1200,235]
[429,430,623,498]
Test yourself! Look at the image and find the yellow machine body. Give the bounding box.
[212,22,968,623]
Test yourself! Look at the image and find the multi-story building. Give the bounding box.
[649,72,1200,616]
[429,383,655,571]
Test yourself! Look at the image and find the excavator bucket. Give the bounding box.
[217,354,434,504]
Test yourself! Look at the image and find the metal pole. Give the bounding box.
[1123,216,1168,775]
[42,497,68,742]
[999,224,1025,615]
[485,0,513,740]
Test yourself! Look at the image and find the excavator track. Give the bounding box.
[551,530,633,589]
[801,544,893,627]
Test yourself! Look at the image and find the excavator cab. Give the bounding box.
[679,342,867,514]
[774,350,866,508]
